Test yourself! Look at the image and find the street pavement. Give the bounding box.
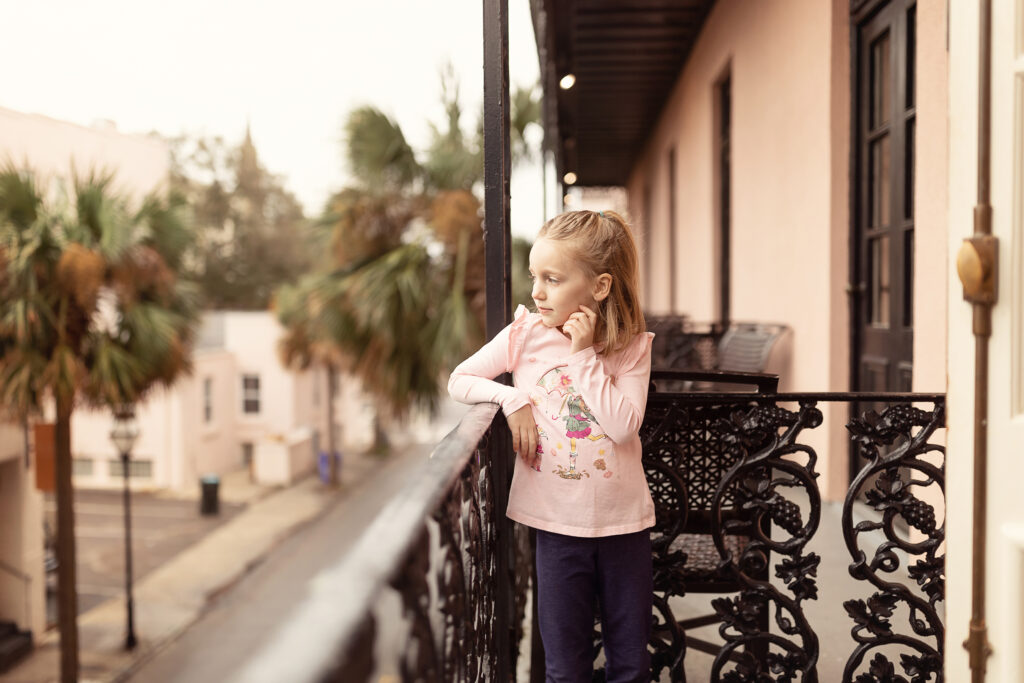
[43,489,245,617]
[127,443,430,683]
[1,458,374,683]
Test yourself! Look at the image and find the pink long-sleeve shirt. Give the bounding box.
[448,305,656,537]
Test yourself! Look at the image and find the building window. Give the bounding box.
[642,182,652,304]
[72,458,94,477]
[242,442,254,466]
[667,147,677,312]
[203,377,213,423]
[716,73,732,326]
[109,459,153,478]
[242,374,260,414]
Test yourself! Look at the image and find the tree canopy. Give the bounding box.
[0,167,200,412]
[169,127,313,310]
[277,75,541,419]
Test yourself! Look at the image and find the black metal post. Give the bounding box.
[483,0,513,679]
[120,450,137,649]
[483,0,512,339]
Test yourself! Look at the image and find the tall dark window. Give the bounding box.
[643,182,653,304]
[717,74,732,326]
[667,148,677,312]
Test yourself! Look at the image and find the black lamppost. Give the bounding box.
[110,405,139,650]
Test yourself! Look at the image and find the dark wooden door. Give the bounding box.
[851,1,916,480]
[853,1,915,391]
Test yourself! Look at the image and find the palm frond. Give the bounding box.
[429,228,481,371]
[422,66,482,191]
[344,106,421,191]
[40,344,82,403]
[0,166,43,230]
[134,190,193,271]
[82,334,145,406]
[510,84,541,166]
[0,348,48,417]
[71,170,134,258]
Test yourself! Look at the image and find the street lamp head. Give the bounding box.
[110,405,139,455]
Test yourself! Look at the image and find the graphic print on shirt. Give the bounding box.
[531,427,546,472]
[534,367,610,480]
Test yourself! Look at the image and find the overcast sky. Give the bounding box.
[0,0,546,236]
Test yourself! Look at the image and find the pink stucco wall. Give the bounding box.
[628,0,833,360]
[625,0,947,499]
[913,1,949,395]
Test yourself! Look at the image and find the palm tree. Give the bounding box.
[0,167,199,682]
[277,76,541,471]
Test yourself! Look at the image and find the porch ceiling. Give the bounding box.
[532,0,716,187]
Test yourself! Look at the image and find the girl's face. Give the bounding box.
[528,238,609,329]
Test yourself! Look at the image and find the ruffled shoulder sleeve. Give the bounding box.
[610,330,655,375]
[507,304,537,369]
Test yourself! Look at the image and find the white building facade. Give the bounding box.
[68,312,334,491]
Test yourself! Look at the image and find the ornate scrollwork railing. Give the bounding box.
[842,402,946,683]
[707,400,824,682]
[630,391,945,683]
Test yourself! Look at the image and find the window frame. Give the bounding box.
[241,373,261,415]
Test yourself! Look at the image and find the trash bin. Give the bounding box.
[317,451,342,483]
[200,474,220,516]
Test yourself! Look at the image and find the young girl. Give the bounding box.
[448,210,655,682]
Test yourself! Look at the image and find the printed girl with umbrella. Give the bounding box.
[538,368,607,479]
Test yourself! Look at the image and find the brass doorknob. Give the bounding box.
[956,235,997,303]
[956,241,986,297]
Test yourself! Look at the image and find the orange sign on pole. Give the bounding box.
[34,423,56,492]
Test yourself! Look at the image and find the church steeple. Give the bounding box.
[236,120,261,195]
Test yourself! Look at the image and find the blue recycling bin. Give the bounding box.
[317,451,342,483]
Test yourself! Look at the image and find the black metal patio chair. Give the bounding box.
[640,369,779,680]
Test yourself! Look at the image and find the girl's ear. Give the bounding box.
[593,273,613,302]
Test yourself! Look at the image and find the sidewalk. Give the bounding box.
[152,466,275,506]
[2,452,379,683]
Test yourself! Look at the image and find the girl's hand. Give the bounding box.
[508,404,540,467]
[563,305,597,354]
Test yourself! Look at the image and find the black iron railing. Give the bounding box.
[636,390,945,682]
[235,390,944,682]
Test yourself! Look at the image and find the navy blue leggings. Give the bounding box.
[535,528,653,683]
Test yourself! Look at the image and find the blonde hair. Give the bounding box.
[537,209,646,355]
